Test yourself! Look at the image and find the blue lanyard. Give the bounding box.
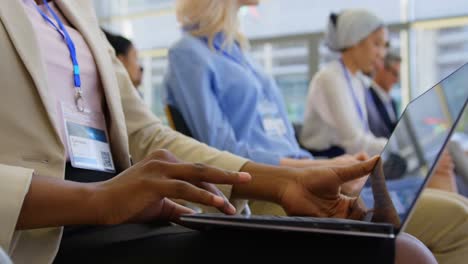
[34,0,84,111]
[208,39,272,100]
[339,59,368,131]
[210,40,259,78]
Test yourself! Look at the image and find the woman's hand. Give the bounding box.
[428,150,458,193]
[89,150,251,225]
[278,156,379,220]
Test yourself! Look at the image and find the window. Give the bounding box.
[251,39,309,122]
[93,0,468,129]
[318,30,404,112]
[413,0,468,20]
[410,25,468,98]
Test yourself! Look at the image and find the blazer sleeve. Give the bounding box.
[0,164,33,252]
[99,31,249,206]
[165,49,282,165]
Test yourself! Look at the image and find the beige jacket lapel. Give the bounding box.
[1,0,131,169]
[0,0,62,143]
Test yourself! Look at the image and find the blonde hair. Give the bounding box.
[176,0,248,50]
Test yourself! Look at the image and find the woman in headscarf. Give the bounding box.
[300,10,468,264]
[300,9,388,157]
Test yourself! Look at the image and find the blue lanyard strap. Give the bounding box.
[209,39,258,77]
[207,39,271,100]
[34,0,84,111]
[339,59,368,131]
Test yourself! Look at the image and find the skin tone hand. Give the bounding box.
[333,152,370,196]
[369,158,401,227]
[17,150,378,229]
[89,150,252,225]
[427,150,458,193]
[280,156,379,219]
[17,150,251,229]
[235,156,380,220]
[280,152,369,168]
[280,152,370,196]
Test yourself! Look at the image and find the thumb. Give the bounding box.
[159,198,196,223]
[354,152,370,161]
[347,197,368,220]
[334,156,380,183]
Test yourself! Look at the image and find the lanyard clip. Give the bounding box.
[75,89,85,112]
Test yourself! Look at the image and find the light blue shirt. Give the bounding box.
[163,33,312,165]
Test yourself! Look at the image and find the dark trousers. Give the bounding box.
[308,146,346,159]
[54,223,395,264]
[56,164,395,263]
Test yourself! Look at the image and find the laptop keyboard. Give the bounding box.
[183,213,395,235]
[195,213,363,224]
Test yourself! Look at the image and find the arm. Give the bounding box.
[15,150,252,230]
[164,49,282,165]
[315,74,386,155]
[281,152,369,168]
[0,164,33,251]
[280,157,341,168]
[233,156,379,219]
[13,151,378,236]
[16,174,95,230]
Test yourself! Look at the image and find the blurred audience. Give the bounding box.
[300,9,388,157]
[103,29,144,90]
[367,51,467,195]
[163,0,367,169]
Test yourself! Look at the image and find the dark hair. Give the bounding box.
[102,29,133,57]
[384,50,402,69]
[330,13,339,27]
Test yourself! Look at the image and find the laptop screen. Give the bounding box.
[354,63,468,232]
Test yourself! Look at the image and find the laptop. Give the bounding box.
[179,63,468,239]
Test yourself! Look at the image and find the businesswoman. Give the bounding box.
[0,1,435,263]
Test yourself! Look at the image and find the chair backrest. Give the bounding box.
[292,123,302,143]
[165,105,193,137]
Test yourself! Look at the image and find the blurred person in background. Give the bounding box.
[1,1,434,264]
[298,9,467,263]
[103,29,144,91]
[163,0,369,169]
[300,9,388,158]
[367,51,467,195]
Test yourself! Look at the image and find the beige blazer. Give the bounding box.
[0,1,247,263]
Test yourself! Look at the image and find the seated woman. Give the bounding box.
[163,0,366,169]
[162,1,467,263]
[300,10,387,158]
[102,29,144,89]
[0,0,437,264]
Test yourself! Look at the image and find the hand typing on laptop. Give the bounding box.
[234,156,380,220]
[368,158,401,227]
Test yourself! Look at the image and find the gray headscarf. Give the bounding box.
[325,9,384,51]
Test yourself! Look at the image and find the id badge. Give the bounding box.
[61,103,116,173]
[259,100,287,137]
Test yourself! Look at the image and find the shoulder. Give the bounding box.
[311,61,344,91]
[66,0,100,24]
[168,34,214,65]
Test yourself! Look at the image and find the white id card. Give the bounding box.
[258,100,287,137]
[61,103,116,173]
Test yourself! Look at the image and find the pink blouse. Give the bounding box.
[22,0,107,157]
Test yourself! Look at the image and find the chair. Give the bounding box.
[165,105,193,137]
[164,105,252,215]
[292,122,304,147]
[292,122,344,158]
